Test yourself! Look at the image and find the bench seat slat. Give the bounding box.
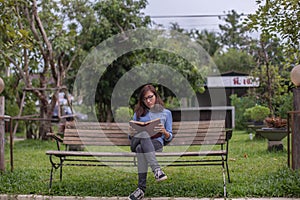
[63,141,131,146]
[64,133,128,138]
[64,132,225,137]
[173,129,225,133]
[170,141,226,145]
[62,135,226,145]
[63,141,224,146]
[68,121,225,130]
[46,150,226,157]
[46,150,135,157]
[66,128,225,134]
[65,129,126,134]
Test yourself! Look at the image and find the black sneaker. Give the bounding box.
[154,168,168,182]
[128,188,144,200]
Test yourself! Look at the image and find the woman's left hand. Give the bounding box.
[154,123,170,139]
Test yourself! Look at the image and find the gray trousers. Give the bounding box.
[132,132,163,192]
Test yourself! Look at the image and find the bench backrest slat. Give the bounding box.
[62,120,226,146]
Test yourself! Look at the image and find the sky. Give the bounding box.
[144,0,260,32]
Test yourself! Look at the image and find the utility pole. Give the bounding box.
[0,77,5,172]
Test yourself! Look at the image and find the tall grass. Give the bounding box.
[1,130,300,198]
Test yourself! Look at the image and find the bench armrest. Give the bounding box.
[225,129,233,141]
[47,132,63,143]
[47,132,64,151]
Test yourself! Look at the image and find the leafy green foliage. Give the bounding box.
[214,48,255,73]
[191,29,222,57]
[246,0,300,60]
[0,0,296,141]
[0,0,91,138]
[274,92,293,119]
[114,106,133,122]
[164,96,180,109]
[245,105,271,122]
[219,10,251,49]
[230,94,256,130]
[251,64,289,115]
[241,1,296,118]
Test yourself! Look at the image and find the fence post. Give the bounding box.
[292,88,300,169]
[0,77,5,172]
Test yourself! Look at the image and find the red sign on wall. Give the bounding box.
[207,76,260,87]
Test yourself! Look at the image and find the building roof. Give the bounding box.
[220,70,249,76]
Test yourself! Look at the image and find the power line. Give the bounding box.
[150,13,250,19]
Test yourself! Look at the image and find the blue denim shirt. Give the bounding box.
[133,109,173,145]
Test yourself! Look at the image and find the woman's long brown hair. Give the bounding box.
[134,84,164,120]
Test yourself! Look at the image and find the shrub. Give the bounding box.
[230,94,256,130]
[164,96,180,109]
[246,105,270,122]
[274,92,293,119]
[114,106,133,122]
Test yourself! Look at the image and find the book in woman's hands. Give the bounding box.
[129,118,160,137]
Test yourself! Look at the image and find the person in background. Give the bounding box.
[128,84,173,200]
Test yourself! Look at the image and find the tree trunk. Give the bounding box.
[39,120,51,140]
[105,99,112,122]
[260,39,273,115]
[25,121,38,139]
[38,103,52,140]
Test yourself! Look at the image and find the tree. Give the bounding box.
[0,0,84,139]
[1,0,218,128]
[202,10,255,73]
[74,0,151,122]
[246,0,300,64]
[169,22,186,33]
[191,29,222,57]
[251,64,288,116]
[218,10,250,50]
[248,35,288,114]
[74,1,209,122]
[245,0,298,115]
[213,48,255,73]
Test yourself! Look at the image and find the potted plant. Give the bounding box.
[245,105,271,125]
[264,116,287,129]
[257,116,289,151]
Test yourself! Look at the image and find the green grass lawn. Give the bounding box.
[1,130,300,198]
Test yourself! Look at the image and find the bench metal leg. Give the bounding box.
[222,155,227,198]
[49,155,64,189]
[226,159,231,183]
[60,164,63,182]
[49,165,54,189]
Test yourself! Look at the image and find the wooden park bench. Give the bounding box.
[46,120,232,196]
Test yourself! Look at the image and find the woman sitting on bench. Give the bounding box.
[128,84,173,200]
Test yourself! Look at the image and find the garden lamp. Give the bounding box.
[291,65,300,86]
[0,77,4,94]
